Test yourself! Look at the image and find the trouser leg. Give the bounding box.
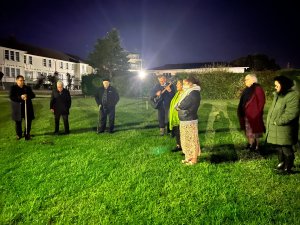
[62,114,69,133]
[15,121,22,137]
[108,107,115,132]
[282,145,295,171]
[158,108,165,128]
[99,109,108,132]
[173,126,181,146]
[54,114,60,132]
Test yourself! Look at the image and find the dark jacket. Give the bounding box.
[50,88,72,115]
[95,86,119,108]
[266,89,299,145]
[150,82,176,109]
[9,84,35,121]
[238,84,266,133]
[177,89,201,121]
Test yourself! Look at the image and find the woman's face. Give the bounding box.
[274,80,281,93]
[176,81,183,91]
[183,79,191,90]
[244,76,253,87]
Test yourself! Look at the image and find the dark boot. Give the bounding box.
[277,146,285,170]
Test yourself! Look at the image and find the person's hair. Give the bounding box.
[245,74,258,83]
[274,75,294,95]
[57,80,63,87]
[158,75,166,79]
[16,75,24,80]
[185,75,200,85]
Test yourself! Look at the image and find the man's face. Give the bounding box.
[158,77,166,85]
[103,81,110,89]
[16,77,25,88]
[57,84,63,92]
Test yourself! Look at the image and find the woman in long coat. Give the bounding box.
[237,74,265,151]
[266,75,299,174]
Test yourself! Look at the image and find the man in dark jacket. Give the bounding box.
[95,78,119,133]
[9,75,36,140]
[150,75,176,135]
[50,81,72,134]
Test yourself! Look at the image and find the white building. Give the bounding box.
[0,38,94,89]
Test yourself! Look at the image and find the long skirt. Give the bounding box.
[245,117,263,139]
[180,120,201,160]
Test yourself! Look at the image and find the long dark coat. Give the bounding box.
[9,84,35,121]
[50,88,72,115]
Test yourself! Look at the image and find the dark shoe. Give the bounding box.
[109,130,114,134]
[97,130,105,133]
[24,134,31,140]
[53,131,59,135]
[172,146,182,152]
[64,131,70,135]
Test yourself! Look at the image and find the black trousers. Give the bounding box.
[55,114,69,133]
[172,126,181,146]
[158,105,170,130]
[99,107,115,132]
[15,119,32,137]
[277,145,295,170]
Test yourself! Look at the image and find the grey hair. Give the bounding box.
[57,80,64,87]
[245,74,258,83]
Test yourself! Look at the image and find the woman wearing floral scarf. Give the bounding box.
[176,75,201,165]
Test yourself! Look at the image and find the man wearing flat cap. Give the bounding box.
[95,78,119,133]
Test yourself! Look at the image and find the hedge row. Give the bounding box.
[82,69,300,100]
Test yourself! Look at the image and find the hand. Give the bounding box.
[50,109,54,113]
[98,104,102,110]
[21,94,27,100]
[156,90,161,96]
[165,86,171,92]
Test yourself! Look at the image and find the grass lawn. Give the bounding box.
[0,95,299,224]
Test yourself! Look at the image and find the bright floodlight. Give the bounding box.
[138,70,146,79]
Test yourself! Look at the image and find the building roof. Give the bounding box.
[148,62,233,70]
[0,37,85,63]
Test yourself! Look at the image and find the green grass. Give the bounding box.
[0,96,299,224]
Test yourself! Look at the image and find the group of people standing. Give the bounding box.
[9,73,299,173]
[10,75,72,139]
[151,74,299,173]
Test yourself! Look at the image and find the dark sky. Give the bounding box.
[1,0,299,68]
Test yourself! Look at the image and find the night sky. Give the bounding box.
[1,0,299,68]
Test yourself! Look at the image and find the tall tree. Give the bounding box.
[88,28,129,80]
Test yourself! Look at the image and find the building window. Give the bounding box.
[60,62,63,69]
[43,59,47,67]
[48,60,52,68]
[5,67,10,77]
[72,64,75,70]
[66,63,68,70]
[11,68,16,78]
[5,50,9,60]
[10,51,15,61]
[24,55,27,64]
[16,52,20,62]
[16,68,20,76]
[29,56,32,65]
